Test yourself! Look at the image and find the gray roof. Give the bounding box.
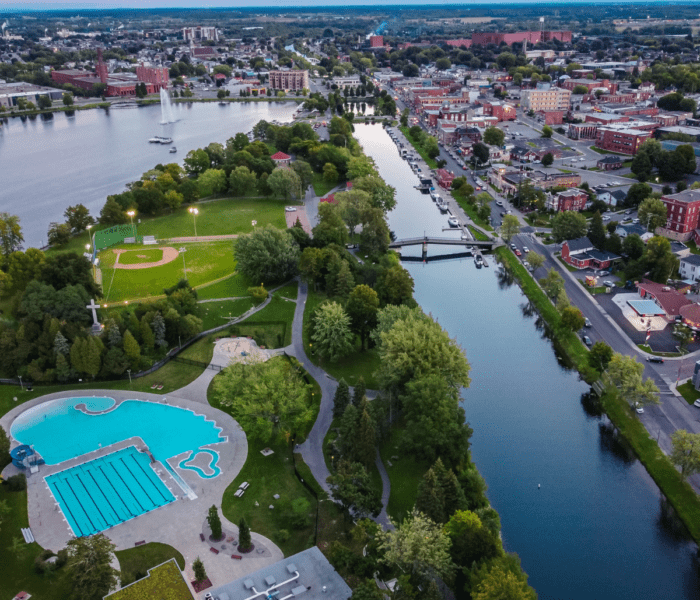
[663,189,700,204]
[565,236,594,252]
[586,249,621,262]
[597,155,624,164]
[204,547,352,600]
[616,223,647,236]
[681,254,700,266]
[611,190,627,201]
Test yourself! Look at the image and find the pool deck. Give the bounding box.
[0,389,283,593]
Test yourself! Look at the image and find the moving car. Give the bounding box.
[646,356,664,363]
[514,249,522,256]
[582,335,592,347]
[523,246,529,253]
[635,403,644,414]
[584,318,591,328]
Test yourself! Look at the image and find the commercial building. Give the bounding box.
[546,188,589,212]
[268,70,309,91]
[595,127,651,155]
[560,78,617,94]
[369,35,384,47]
[658,189,700,241]
[182,26,218,42]
[520,87,571,112]
[0,82,64,109]
[471,30,572,46]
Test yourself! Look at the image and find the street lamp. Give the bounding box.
[127,369,132,387]
[18,375,23,391]
[86,223,92,251]
[179,247,187,280]
[127,210,136,237]
[188,206,199,239]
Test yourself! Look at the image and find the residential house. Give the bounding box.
[596,188,626,207]
[561,236,620,269]
[615,222,653,241]
[546,188,588,212]
[597,155,624,170]
[436,168,455,189]
[679,254,700,282]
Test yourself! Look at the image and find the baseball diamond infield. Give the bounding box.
[113,247,179,269]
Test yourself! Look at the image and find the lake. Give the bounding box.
[0,101,297,248]
[354,123,700,600]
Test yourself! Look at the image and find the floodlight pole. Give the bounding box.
[179,247,187,280]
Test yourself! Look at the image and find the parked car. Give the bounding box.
[496,200,504,206]
[694,399,700,408]
[635,403,644,414]
[602,215,611,221]
[510,243,517,250]
[603,280,614,288]
[515,249,522,257]
[582,335,592,347]
[285,206,297,212]
[646,356,665,363]
[523,246,529,253]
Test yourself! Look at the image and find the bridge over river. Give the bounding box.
[389,236,499,250]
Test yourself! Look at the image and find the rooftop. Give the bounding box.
[104,559,193,600]
[682,254,700,266]
[662,189,700,204]
[637,280,693,316]
[205,547,352,600]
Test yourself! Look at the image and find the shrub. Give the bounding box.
[4,474,27,491]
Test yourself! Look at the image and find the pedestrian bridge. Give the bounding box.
[389,236,497,250]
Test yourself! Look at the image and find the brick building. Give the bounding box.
[136,64,168,91]
[520,87,571,112]
[369,35,384,47]
[595,127,651,154]
[568,123,599,140]
[561,236,620,269]
[268,70,309,91]
[561,78,617,94]
[546,188,589,212]
[471,30,572,46]
[658,189,700,241]
[537,110,564,125]
[481,100,516,121]
[436,168,455,189]
[597,155,624,170]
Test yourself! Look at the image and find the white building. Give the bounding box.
[182,26,219,42]
[679,254,700,282]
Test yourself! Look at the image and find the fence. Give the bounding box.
[94,223,141,255]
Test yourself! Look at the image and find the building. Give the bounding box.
[595,127,651,155]
[135,63,168,91]
[104,559,192,600]
[658,189,700,241]
[205,547,352,600]
[436,168,456,189]
[547,188,589,212]
[331,75,362,89]
[481,100,516,121]
[637,280,693,317]
[268,70,309,91]
[182,26,218,42]
[615,223,653,241]
[471,30,572,46]
[679,254,700,282]
[561,236,620,269]
[271,151,292,166]
[597,155,624,170]
[0,82,64,109]
[538,110,564,125]
[369,35,384,47]
[520,87,571,112]
[560,78,617,94]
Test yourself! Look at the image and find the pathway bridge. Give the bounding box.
[389,236,498,250]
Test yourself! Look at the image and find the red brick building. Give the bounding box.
[538,110,564,125]
[597,155,624,170]
[136,64,168,91]
[481,101,516,121]
[549,188,588,212]
[561,78,617,94]
[471,30,572,46]
[436,168,455,189]
[658,189,700,241]
[595,127,651,155]
[561,236,620,269]
[369,35,384,47]
[445,39,472,49]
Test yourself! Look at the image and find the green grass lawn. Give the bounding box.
[312,173,336,197]
[195,272,253,299]
[0,486,73,600]
[115,543,185,586]
[468,225,489,241]
[399,125,438,170]
[230,294,296,348]
[676,381,700,405]
[100,241,236,303]
[197,298,254,331]
[117,248,164,265]
[209,368,320,556]
[302,288,381,388]
[452,194,493,231]
[274,281,299,300]
[379,426,428,522]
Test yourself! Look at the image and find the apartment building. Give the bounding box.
[520,87,571,112]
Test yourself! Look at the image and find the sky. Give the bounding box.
[0,0,663,9]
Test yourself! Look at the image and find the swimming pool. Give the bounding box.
[11,397,225,472]
[46,446,175,537]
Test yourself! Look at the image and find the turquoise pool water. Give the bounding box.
[11,397,225,476]
[177,449,220,479]
[46,446,175,537]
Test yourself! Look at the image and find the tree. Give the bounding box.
[436,57,452,71]
[551,211,587,243]
[473,564,536,600]
[483,126,505,147]
[402,375,472,466]
[622,233,645,260]
[213,357,312,443]
[415,466,445,524]
[350,580,383,600]
[586,212,606,251]
[526,252,545,273]
[638,197,667,232]
[48,222,72,247]
[445,509,501,569]
[333,378,351,419]
[377,314,470,391]
[606,353,660,408]
[37,94,52,109]
[670,430,700,480]
[268,167,302,200]
[183,149,210,176]
[625,182,653,207]
[122,330,141,368]
[588,341,613,371]
[99,197,126,225]
[561,306,585,331]
[644,236,678,283]
[64,204,94,233]
[63,92,74,107]
[207,505,223,540]
[541,125,553,138]
[377,265,414,306]
[163,189,184,211]
[234,226,300,284]
[472,142,490,165]
[500,214,520,242]
[238,517,252,551]
[541,152,554,167]
[346,285,379,350]
[379,510,454,580]
[312,302,354,362]
[198,168,227,198]
[673,324,694,352]
[323,162,339,184]
[291,160,314,190]
[66,533,118,600]
[539,268,565,299]
[0,213,24,258]
[327,460,382,519]
[228,166,257,197]
[631,151,652,181]
[359,207,390,257]
[192,557,207,583]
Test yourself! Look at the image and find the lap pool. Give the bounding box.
[11,397,226,536]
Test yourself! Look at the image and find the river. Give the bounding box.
[0,101,297,248]
[353,123,700,600]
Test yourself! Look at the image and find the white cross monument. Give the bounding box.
[86,299,102,334]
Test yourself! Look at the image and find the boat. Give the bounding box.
[148,136,173,144]
[438,203,449,213]
[169,147,177,153]
[448,217,460,227]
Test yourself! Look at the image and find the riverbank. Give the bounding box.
[496,246,700,546]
